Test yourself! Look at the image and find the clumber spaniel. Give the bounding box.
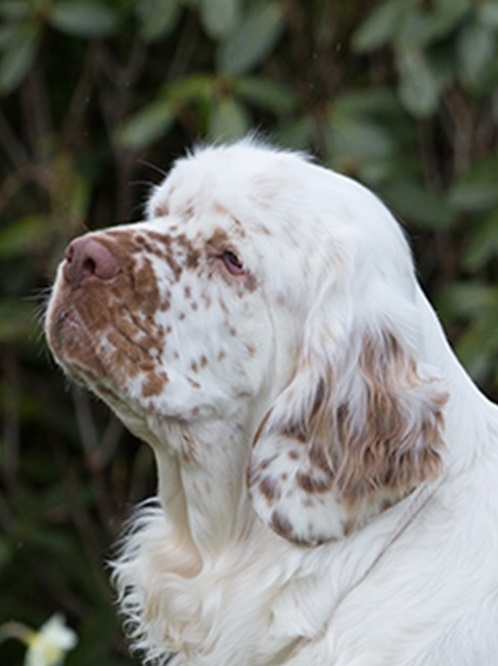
[45,141,498,665]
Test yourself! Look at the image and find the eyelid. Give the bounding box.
[221,249,245,275]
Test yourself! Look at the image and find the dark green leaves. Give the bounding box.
[48,3,117,37]
[0,22,39,94]
[217,1,285,75]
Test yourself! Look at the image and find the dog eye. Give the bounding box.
[221,250,245,275]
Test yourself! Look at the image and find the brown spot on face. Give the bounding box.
[243,272,257,293]
[132,230,200,277]
[154,202,169,218]
[132,257,161,317]
[212,201,229,216]
[206,227,230,252]
[142,371,168,398]
[199,355,208,368]
[159,291,171,312]
[257,224,271,236]
[185,247,200,271]
[105,331,142,379]
[181,201,195,221]
[187,378,201,389]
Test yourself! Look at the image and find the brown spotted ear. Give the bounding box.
[248,328,447,546]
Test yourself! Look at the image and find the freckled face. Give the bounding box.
[45,213,274,423]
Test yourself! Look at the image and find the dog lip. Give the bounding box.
[47,305,105,376]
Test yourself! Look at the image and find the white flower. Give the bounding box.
[24,613,78,666]
[0,613,77,666]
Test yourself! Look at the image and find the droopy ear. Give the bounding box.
[248,325,447,546]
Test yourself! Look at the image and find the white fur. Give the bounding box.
[48,141,498,665]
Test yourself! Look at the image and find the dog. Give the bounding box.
[45,140,498,665]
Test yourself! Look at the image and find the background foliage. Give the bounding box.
[1,0,498,663]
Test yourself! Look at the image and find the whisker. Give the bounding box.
[136,159,168,178]
[129,180,157,189]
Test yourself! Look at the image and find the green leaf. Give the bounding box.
[117,101,175,150]
[0,215,47,258]
[0,23,39,94]
[396,48,439,117]
[449,157,498,211]
[208,97,249,142]
[48,2,117,38]
[201,0,240,39]
[274,116,315,150]
[352,0,407,53]
[427,0,470,39]
[327,114,395,163]
[464,210,498,271]
[479,1,498,27]
[0,0,31,20]
[384,180,454,228]
[456,315,498,382]
[458,21,496,90]
[397,0,469,48]
[217,1,285,75]
[449,182,498,212]
[333,88,401,117]
[235,77,295,113]
[164,74,214,103]
[135,0,181,42]
[437,282,498,319]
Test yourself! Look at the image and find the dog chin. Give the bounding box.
[46,305,105,379]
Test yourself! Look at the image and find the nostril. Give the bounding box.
[82,256,97,276]
[63,236,120,286]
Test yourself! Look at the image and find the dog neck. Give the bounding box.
[148,412,259,560]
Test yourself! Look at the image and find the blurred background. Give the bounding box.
[1,0,498,663]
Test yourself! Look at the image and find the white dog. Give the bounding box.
[45,141,498,665]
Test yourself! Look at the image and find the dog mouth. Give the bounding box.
[45,280,167,402]
[46,304,105,380]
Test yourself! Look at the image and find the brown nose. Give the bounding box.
[63,237,119,287]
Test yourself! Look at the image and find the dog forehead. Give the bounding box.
[147,143,307,225]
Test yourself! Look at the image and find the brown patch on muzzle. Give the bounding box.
[45,229,163,386]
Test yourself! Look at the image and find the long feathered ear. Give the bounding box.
[248,309,448,546]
